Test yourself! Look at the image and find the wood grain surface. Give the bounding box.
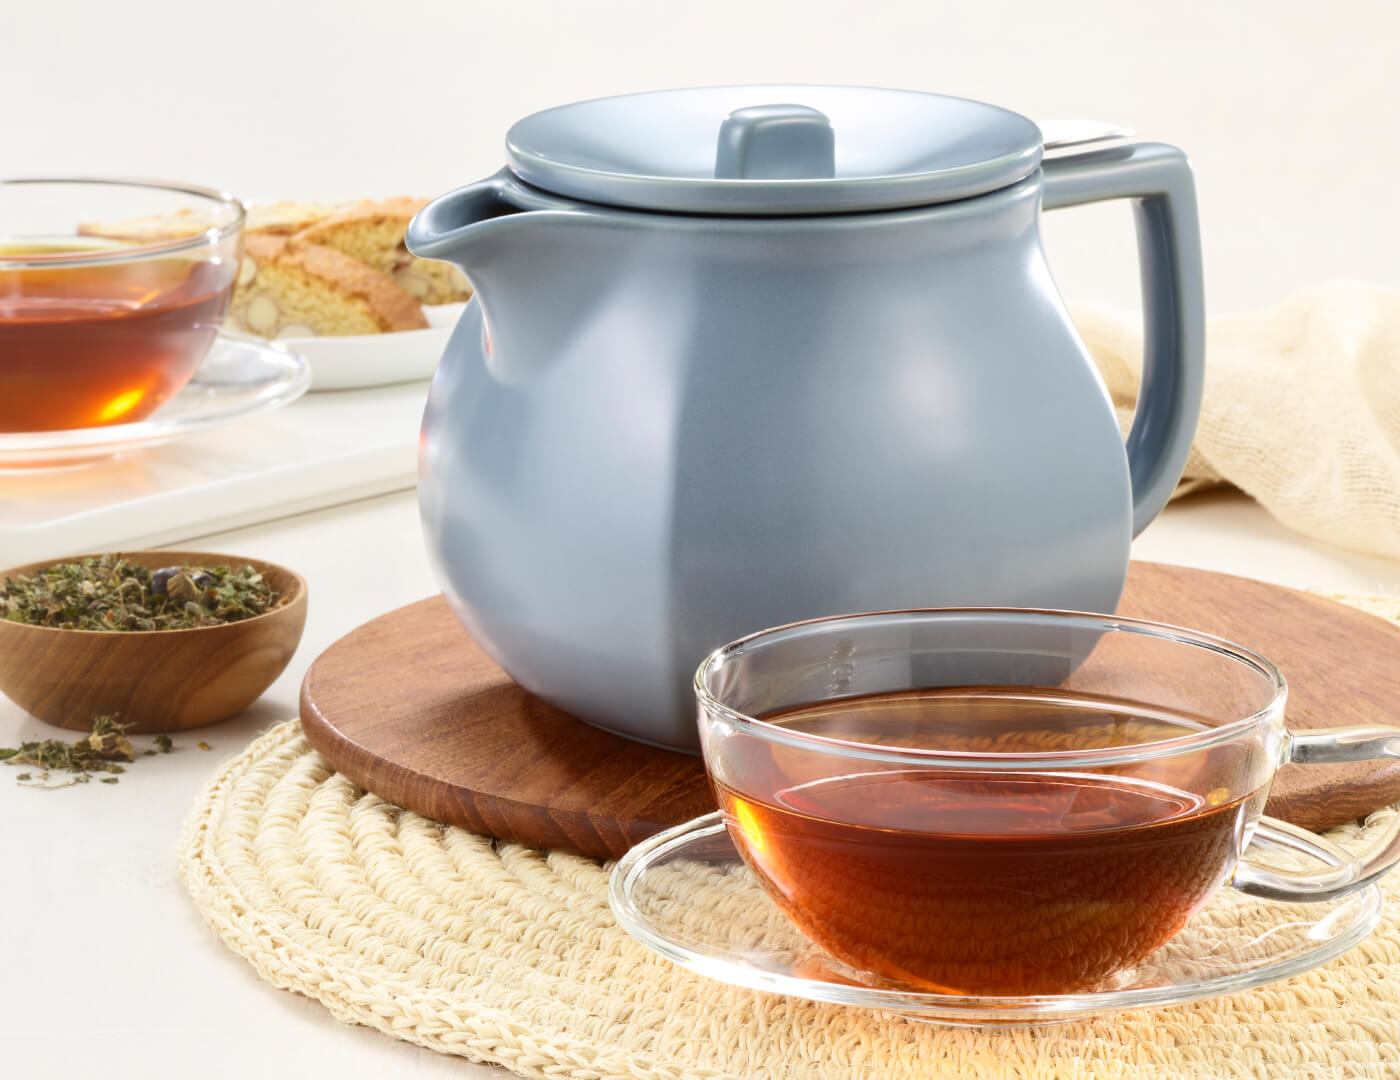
[0,550,307,733]
[300,562,1400,858]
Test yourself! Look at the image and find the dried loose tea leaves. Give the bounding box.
[71,714,135,763]
[1,716,185,788]
[2,714,134,785]
[1,553,280,631]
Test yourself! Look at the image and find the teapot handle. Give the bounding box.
[1042,142,1206,537]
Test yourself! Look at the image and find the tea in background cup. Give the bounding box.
[0,179,243,433]
[696,610,1400,995]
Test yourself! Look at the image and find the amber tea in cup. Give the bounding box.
[0,179,243,433]
[697,610,1400,996]
[714,688,1260,994]
[0,239,234,431]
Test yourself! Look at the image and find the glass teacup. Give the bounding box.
[696,609,1400,996]
[0,178,244,432]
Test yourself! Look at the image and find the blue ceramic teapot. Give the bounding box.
[407,86,1204,752]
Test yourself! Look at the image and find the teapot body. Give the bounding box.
[419,172,1136,751]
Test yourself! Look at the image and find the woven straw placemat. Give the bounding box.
[179,594,1400,1080]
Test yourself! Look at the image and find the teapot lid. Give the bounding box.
[505,85,1043,215]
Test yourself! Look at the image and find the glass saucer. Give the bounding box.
[0,332,311,468]
[610,811,1382,1026]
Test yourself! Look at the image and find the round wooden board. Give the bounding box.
[300,561,1400,859]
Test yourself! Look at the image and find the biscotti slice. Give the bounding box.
[290,197,472,305]
[78,207,215,243]
[226,234,428,338]
[80,200,357,243]
[246,200,360,236]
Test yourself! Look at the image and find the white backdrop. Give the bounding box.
[10,1,1398,314]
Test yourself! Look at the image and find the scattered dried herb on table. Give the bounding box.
[1,553,279,631]
[0,715,188,787]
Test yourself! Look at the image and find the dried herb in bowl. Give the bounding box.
[1,553,281,631]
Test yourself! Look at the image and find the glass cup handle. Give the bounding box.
[1232,726,1400,902]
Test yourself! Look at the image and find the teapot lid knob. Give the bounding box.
[714,104,836,180]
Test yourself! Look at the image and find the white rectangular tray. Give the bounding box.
[0,381,427,567]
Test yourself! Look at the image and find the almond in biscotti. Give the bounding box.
[224,235,428,338]
[289,197,472,306]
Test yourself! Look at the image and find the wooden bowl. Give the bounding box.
[0,550,307,733]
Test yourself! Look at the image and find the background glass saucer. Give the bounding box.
[610,812,1382,1026]
[0,331,311,468]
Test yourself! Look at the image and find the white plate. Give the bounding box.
[281,303,464,391]
[0,332,311,468]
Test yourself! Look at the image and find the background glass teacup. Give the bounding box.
[697,609,1400,996]
[0,178,244,433]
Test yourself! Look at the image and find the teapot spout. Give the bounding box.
[406,169,570,265]
[407,171,607,381]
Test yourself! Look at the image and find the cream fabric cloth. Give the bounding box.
[1074,281,1400,561]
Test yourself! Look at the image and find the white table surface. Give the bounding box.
[6,0,1400,1075]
